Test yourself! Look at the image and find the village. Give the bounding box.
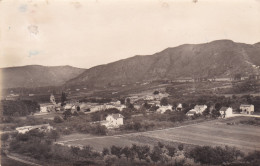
[2,88,259,166]
[14,90,257,134]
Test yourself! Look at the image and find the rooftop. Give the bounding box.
[108,113,124,119]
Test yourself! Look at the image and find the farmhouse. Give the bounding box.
[186,110,197,116]
[16,124,53,134]
[5,94,20,100]
[156,105,173,114]
[186,105,207,116]
[219,107,233,118]
[240,104,254,114]
[40,103,56,113]
[176,103,183,111]
[102,114,124,129]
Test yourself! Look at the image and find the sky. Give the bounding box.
[0,0,260,69]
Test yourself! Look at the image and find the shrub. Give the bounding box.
[54,116,64,123]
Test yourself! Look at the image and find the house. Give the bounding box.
[219,107,233,118]
[102,114,124,129]
[156,105,172,114]
[5,94,20,100]
[194,105,207,113]
[64,104,73,110]
[16,124,53,134]
[40,103,55,113]
[144,95,155,101]
[186,109,197,116]
[154,93,169,101]
[176,103,183,111]
[240,104,254,114]
[186,105,207,116]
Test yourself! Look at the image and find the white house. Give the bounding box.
[186,109,197,116]
[156,105,173,114]
[102,114,124,129]
[219,107,233,118]
[186,105,207,116]
[194,105,207,113]
[240,104,254,114]
[176,103,183,111]
[16,124,53,134]
[40,103,55,113]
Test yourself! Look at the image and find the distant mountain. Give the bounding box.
[1,65,85,89]
[65,40,260,87]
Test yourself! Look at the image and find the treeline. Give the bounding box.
[79,98,112,104]
[3,130,260,166]
[1,100,40,117]
[164,92,260,113]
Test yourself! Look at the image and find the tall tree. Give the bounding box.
[160,97,168,106]
[150,146,162,163]
[48,130,60,142]
[61,91,67,106]
[166,145,176,159]
[110,145,122,158]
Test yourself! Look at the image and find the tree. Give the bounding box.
[110,145,122,158]
[28,129,45,140]
[104,155,117,166]
[121,146,132,161]
[70,146,80,159]
[244,150,260,164]
[54,116,63,123]
[187,145,238,165]
[92,124,107,135]
[1,133,9,142]
[48,130,60,142]
[136,145,150,161]
[150,146,162,163]
[166,145,176,159]
[158,142,164,149]
[81,146,93,157]
[160,97,168,106]
[63,110,72,120]
[203,107,210,116]
[61,92,67,106]
[102,147,110,156]
[211,109,221,118]
[143,102,151,109]
[133,122,142,131]
[178,144,184,151]
[150,105,159,112]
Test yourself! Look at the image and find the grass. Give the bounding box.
[1,156,29,166]
[57,117,260,153]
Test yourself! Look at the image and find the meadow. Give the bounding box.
[57,117,260,153]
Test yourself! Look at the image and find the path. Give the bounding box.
[6,154,42,166]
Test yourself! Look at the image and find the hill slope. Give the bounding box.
[65,40,260,87]
[1,65,85,89]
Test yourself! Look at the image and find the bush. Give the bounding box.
[186,146,240,165]
[90,124,107,135]
[1,133,9,141]
[54,116,64,123]
[1,100,39,116]
[160,97,168,106]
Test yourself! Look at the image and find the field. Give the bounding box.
[57,117,260,153]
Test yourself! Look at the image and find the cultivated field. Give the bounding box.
[57,117,260,153]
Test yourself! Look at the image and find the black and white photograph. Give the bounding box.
[0,0,260,165]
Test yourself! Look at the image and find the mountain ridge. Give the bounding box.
[65,40,260,87]
[1,40,260,89]
[0,65,86,89]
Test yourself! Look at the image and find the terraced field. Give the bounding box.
[57,118,260,152]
